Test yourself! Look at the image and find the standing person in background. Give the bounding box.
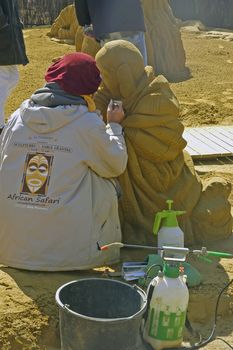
[0,0,28,134]
[74,0,147,65]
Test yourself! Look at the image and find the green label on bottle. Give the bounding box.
[148,307,186,341]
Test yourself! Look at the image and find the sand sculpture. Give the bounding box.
[95,40,232,246]
[46,4,100,56]
[80,35,101,58]
[141,0,190,81]
[74,21,101,56]
[47,4,79,44]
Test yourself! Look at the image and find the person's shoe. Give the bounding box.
[0,126,4,135]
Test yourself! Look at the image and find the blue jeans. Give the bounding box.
[100,31,148,66]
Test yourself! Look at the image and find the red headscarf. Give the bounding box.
[45,52,101,96]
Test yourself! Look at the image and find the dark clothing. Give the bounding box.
[0,0,28,65]
[74,0,145,39]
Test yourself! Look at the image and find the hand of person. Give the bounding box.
[107,100,125,124]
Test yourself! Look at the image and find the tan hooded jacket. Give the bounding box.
[0,100,127,270]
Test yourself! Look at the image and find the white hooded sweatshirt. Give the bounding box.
[0,100,127,270]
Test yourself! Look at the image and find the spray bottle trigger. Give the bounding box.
[153,212,164,236]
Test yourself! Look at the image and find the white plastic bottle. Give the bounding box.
[143,265,189,350]
[153,200,185,259]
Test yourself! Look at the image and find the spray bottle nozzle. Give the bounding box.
[153,199,186,236]
[166,200,185,215]
[96,242,110,251]
[166,199,173,210]
[193,247,233,262]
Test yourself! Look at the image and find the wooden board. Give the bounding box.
[183,126,233,159]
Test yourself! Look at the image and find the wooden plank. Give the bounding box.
[195,126,233,140]
[183,125,233,159]
[187,129,222,151]
[219,126,233,135]
[190,128,233,153]
[183,131,221,155]
[206,127,233,147]
[185,145,201,156]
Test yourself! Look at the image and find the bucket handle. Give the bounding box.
[133,284,146,296]
[63,304,71,312]
[142,283,155,325]
[133,284,148,307]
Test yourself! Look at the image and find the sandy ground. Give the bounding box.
[1,26,233,349]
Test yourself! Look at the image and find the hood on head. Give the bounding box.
[96,40,145,99]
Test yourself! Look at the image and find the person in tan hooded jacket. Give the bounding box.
[95,40,232,246]
[0,52,127,271]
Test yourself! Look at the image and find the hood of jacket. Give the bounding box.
[20,100,90,134]
[19,82,89,134]
[31,82,87,108]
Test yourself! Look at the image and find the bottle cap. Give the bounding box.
[163,263,179,278]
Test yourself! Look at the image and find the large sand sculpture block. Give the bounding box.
[95,40,232,245]
[47,4,100,55]
[47,4,79,44]
[80,36,101,58]
[142,0,190,81]
[74,22,101,56]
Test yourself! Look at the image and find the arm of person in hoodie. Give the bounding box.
[85,102,128,178]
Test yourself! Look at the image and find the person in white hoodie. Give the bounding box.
[0,52,128,271]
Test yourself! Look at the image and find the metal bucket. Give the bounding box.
[55,278,147,350]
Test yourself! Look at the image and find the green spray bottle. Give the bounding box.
[153,200,186,258]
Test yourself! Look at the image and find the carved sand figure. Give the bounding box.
[47,4,100,57]
[46,3,100,56]
[95,40,232,246]
[80,35,101,58]
[74,21,101,57]
[47,4,79,44]
[141,0,190,81]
